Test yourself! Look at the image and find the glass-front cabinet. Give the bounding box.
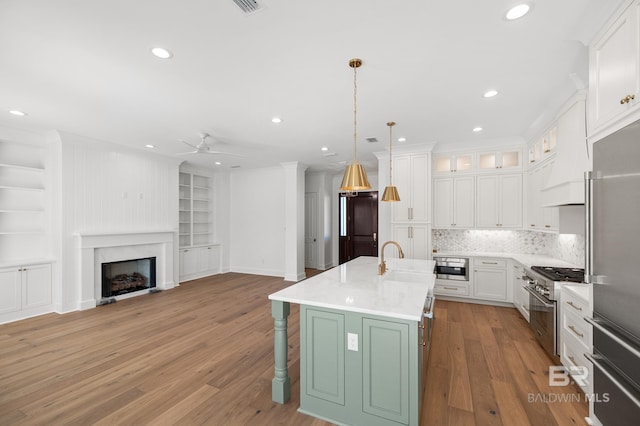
[433,154,473,174]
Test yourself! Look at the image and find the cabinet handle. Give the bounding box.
[422,341,427,347]
[482,261,498,265]
[568,355,577,366]
[545,225,551,228]
[568,325,584,338]
[566,301,582,311]
[530,224,536,227]
[184,249,189,252]
[444,286,458,291]
[620,94,636,104]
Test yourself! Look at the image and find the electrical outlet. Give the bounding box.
[347,333,358,351]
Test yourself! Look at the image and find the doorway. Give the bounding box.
[338,192,378,264]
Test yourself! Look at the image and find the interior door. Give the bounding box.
[339,192,378,264]
[305,192,318,268]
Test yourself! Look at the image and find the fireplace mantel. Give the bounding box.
[76,230,176,309]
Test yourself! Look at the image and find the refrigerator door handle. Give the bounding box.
[584,171,594,284]
[585,316,640,359]
[584,352,640,410]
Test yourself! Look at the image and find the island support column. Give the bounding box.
[271,300,291,403]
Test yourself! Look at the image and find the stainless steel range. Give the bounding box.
[522,266,584,361]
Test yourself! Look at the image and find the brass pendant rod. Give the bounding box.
[353,62,358,162]
[388,121,395,184]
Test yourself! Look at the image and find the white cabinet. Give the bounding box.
[589,0,640,140]
[478,149,522,171]
[392,154,430,222]
[0,263,52,321]
[526,161,559,232]
[433,153,473,174]
[393,224,430,260]
[0,140,49,262]
[476,174,522,228]
[432,177,475,228]
[560,285,593,396]
[512,261,529,322]
[179,171,213,248]
[472,258,510,302]
[179,245,221,282]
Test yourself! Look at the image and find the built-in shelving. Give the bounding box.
[178,171,212,248]
[0,140,49,261]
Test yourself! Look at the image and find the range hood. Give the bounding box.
[541,92,589,206]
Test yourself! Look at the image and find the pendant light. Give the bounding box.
[340,58,371,192]
[381,121,400,202]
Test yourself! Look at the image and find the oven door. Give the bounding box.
[525,286,557,360]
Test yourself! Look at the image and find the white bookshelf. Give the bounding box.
[178,171,212,248]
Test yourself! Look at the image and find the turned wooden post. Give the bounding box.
[271,300,291,403]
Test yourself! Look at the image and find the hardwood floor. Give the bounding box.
[0,273,587,425]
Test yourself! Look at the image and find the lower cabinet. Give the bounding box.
[472,258,510,302]
[0,263,52,323]
[512,261,530,321]
[300,306,424,426]
[179,245,220,282]
[560,286,592,396]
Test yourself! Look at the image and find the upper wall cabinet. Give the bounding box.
[433,154,473,174]
[392,153,430,222]
[588,0,640,141]
[476,174,523,229]
[478,149,522,171]
[527,127,557,165]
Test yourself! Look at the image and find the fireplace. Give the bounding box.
[101,257,157,299]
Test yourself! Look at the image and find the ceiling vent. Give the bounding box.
[365,137,378,143]
[232,0,262,14]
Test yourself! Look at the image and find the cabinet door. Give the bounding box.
[409,225,430,260]
[392,225,412,259]
[539,162,559,231]
[22,264,51,309]
[362,318,410,425]
[392,156,412,221]
[180,248,198,277]
[476,176,498,227]
[0,268,21,314]
[433,178,453,227]
[499,174,522,228]
[410,154,429,222]
[454,177,475,228]
[474,268,508,301]
[589,1,640,133]
[527,167,542,229]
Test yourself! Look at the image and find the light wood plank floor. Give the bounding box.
[0,272,587,425]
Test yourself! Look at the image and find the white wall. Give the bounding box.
[229,166,286,276]
[52,131,181,312]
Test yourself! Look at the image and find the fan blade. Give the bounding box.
[201,150,246,157]
[176,150,199,155]
[180,140,199,149]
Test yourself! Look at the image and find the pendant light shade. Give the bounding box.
[381,121,401,202]
[340,58,371,192]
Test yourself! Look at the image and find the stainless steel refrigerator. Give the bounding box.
[585,120,640,425]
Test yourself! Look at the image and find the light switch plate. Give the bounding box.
[347,333,358,351]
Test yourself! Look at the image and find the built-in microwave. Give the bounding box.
[433,256,469,281]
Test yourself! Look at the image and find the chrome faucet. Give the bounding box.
[378,241,405,275]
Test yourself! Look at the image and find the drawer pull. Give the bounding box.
[568,325,584,338]
[566,301,582,311]
[482,261,498,265]
[443,286,458,291]
[568,355,577,366]
[620,94,636,104]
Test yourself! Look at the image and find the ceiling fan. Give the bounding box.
[177,133,244,157]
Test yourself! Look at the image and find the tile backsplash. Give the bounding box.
[432,229,585,267]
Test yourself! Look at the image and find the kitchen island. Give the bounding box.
[268,256,436,426]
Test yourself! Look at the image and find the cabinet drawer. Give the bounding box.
[562,292,589,316]
[473,258,507,268]
[563,308,591,348]
[561,330,592,394]
[434,281,469,296]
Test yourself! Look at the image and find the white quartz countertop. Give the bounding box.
[432,251,579,269]
[269,256,435,321]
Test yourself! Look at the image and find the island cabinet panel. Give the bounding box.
[303,309,345,405]
[362,318,410,425]
[299,305,422,426]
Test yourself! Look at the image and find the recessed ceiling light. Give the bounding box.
[506,4,531,20]
[271,117,282,124]
[215,161,222,165]
[473,127,483,132]
[397,137,406,142]
[145,144,155,148]
[321,146,329,151]
[9,110,27,116]
[483,90,499,98]
[151,47,173,59]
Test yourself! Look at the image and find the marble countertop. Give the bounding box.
[432,251,580,269]
[269,256,435,322]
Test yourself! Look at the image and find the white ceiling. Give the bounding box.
[0,0,623,173]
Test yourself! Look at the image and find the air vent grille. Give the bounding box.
[232,0,262,14]
[365,137,378,143]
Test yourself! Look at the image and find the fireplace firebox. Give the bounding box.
[101,257,156,299]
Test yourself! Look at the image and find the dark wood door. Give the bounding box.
[339,192,378,264]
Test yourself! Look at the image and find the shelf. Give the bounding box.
[0,230,45,235]
[0,209,44,213]
[193,185,210,190]
[0,185,45,192]
[0,163,45,173]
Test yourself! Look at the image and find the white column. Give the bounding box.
[282,162,307,282]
